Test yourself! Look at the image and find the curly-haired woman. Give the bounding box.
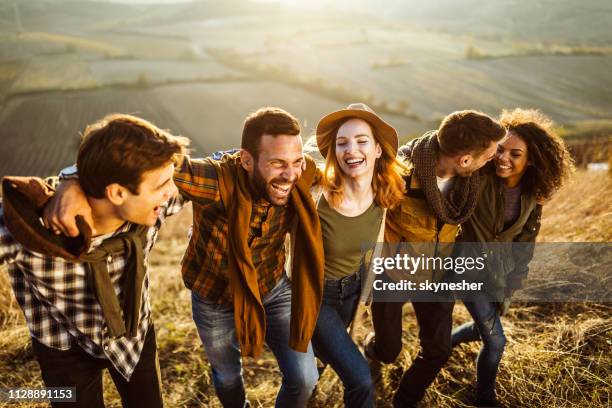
[451,108,574,407]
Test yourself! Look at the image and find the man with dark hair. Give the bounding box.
[45,107,325,408]
[436,110,507,168]
[0,113,189,407]
[241,107,301,157]
[178,106,323,408]
[238,107,304,206]
[365,110,506,407]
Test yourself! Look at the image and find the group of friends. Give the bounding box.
[0,103,574,407]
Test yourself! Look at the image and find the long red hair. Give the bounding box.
[317,119,407,209]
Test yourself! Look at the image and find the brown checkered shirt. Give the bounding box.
[174,155,295,304]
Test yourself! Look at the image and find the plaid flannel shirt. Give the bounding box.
[0,195,184,381]
[175,155,295,304]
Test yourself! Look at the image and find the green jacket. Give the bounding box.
[457,170,542,300]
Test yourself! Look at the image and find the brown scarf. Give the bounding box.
[2,176,148,338]
[408,131,480,225]
[212,153,324,358]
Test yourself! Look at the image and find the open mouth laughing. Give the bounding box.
[270,182,292,197]
[344,157,365,168]
[497,162,512,171]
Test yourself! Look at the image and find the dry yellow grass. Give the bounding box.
[0,171,610,407]
[540,170,612,242]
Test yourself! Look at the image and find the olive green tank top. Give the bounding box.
[318,194,384,280]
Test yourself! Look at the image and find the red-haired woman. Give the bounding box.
[309,103,406,408]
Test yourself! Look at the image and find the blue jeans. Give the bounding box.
[191,275,318,408]
[311,273,374,408]
[451,291,506,402]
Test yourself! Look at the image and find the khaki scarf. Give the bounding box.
[212,153,324,358]
[409,131,480,225]
[78,230,147,338]
[2,177,148,338]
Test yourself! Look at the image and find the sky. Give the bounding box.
[101,0,193,3]
[102,0,332,6]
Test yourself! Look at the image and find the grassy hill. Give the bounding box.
[0,170,610,407]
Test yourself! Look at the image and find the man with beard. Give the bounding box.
[177,107,323,408]
[45,107,325,408]
[364,110,506,407]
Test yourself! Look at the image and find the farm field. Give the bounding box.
[0,80,423,177]
[87,60,244,85]
[0,88,193,176]
[177,18,612,123]
[1,2,611,130]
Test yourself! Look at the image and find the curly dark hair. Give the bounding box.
[499,108,574,201]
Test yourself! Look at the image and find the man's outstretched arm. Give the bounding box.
[44,154,223,237]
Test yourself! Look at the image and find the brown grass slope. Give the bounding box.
[0,171,610,407]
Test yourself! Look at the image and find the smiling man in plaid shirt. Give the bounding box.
[0,114,189,407]
[173,108,324,408]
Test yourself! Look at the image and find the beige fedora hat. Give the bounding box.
[316,103,399,158]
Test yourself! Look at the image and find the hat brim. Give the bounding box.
[316,109,399,158]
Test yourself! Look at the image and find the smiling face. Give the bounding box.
[495,131,529,181]
[245,134,304,206]
[334,118,382,180]
[115,161,178,226]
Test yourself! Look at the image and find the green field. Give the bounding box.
[1,1,611,172]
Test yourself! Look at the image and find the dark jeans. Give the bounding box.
[367,295,454,407]
[311,272,374,408]
[32,325,162,408]
[451,291,506,402]
[191,275,318,408]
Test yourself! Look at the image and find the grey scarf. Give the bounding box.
[408,131,480,225]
